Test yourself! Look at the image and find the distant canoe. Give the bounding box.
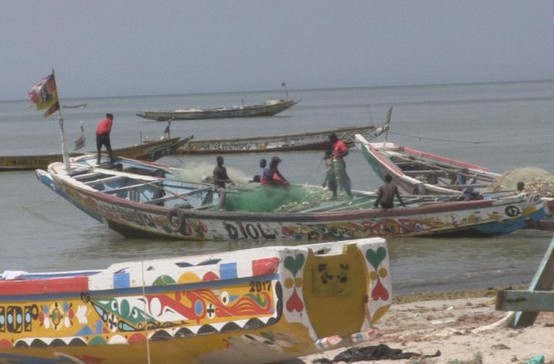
[62,103,88,109]
[0,136,191,172]
[176,122,390,155]
[136,99,300,121]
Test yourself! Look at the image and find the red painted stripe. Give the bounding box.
[0,276,89,296]
[252,257,280,276]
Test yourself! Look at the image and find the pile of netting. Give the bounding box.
[483,166,554,197]
[224,184,329,212]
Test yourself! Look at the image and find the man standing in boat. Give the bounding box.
[329,133,352,198]
[213,156,233,209]
[96,113,115,165]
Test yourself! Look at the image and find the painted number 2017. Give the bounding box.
[249,280,271,292]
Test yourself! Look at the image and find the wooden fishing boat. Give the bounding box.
[136,98,300,121]
[0,237,392,364]
[0,136,192,171]
[354,134,501,195]
[177,121,389,155]
[35,155,545,241]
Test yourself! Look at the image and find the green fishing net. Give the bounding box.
[224,185,325,212]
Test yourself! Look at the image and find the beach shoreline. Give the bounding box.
[290,286,553,364]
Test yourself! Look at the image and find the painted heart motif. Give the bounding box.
[366,247,387,270]
[286,289,304,312]
[284,254,306,276]
[371,279,389,301]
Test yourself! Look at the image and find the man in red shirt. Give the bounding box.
[329,133,352,198]
[96,113,114,164]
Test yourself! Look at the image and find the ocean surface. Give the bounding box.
[1,81,554,295]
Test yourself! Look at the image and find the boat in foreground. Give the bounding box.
[0,237,391,363]
[137,98,300,121]
[0,136,191,171]
[36,155,545,241]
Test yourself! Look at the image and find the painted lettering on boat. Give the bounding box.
[224,222,277,240]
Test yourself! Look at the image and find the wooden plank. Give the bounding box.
[496,290,554,312]
[509,235,554,327]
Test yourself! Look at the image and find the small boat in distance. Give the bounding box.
[0,237,392,363]
[136,98,300,121]
[176,109,391,154]
[62,103,88,109]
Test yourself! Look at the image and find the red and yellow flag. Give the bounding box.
[28,73,59,117]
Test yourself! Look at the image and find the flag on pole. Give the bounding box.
[28,73,60,117]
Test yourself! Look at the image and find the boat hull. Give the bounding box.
[137,99,299,121]
[0,136,190,171]
[177,124,381,154]
[37,161,545,241]
[0,238,391,363]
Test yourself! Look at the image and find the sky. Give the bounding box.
[2,1,554,101]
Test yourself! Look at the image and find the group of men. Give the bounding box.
[95,114,404,209]
[211,132,404,210]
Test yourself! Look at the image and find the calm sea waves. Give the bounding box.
[1,81,553,294]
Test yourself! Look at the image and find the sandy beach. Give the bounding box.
[292,289,553,364]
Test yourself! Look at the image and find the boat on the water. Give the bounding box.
[136,98,300,121]
[0,237,392,363]
[354,133,554,230]
[177,118,390,155]
[35,155,545,241]
[0,136,192,171]
[354,134,501,195]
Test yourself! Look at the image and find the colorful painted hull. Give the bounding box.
[0,136,191,171]
[36,157,545,241]
[354,134,501,195]
[136,99,300,121]
[0,238,391,364]
[176,123,387,155]
[354,133,554,228]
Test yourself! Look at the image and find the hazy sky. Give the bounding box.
[3,1,554,101]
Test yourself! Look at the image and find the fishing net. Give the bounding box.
[483,166,554,196]
[224,185,325,212]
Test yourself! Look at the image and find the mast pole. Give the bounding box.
[52,68,71,172]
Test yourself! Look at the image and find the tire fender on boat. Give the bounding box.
[167,207,185,232]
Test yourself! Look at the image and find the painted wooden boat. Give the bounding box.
[0,237,392,363]
[0,136,191,171]
[354,134,501,195]
[176,122,389,155]
[136,99,300,121]
[35,155,545,241]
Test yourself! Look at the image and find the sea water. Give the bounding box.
[1,80,553,294]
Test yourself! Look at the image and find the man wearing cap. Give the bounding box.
[96,113,115,164]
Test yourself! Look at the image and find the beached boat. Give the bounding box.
[354,134,501,195]
[0,237,392,364]
[176,121,390,154]
[136,98,300,121]
[0,136,192,171]
[35,155,544,241]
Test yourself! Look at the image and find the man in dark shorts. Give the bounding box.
[96,113,114,164]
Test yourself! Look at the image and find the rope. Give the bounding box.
[388,131,487,145]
